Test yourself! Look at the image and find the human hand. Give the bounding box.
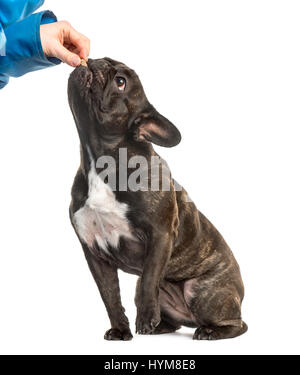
[40,21,90,67]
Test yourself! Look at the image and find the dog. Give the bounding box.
[67,57,247,340]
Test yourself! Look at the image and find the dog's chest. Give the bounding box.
[73,163,132,253]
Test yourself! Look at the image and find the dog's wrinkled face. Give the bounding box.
[68,57,181,148]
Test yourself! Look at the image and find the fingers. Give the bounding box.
[40,21,90,67]
[62,21,90,61]
[52,41,81,67]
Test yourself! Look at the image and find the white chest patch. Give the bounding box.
[73,160,132,253]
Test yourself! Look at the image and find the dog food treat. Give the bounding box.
[81,59,88,67]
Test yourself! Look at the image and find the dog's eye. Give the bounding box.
[115,76,126,91]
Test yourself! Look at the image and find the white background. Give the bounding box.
[0,0,299,355]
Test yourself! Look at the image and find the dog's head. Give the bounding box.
[68,58,181,148]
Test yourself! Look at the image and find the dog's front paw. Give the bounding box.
[136,307,161,334]
[104,327,133,341]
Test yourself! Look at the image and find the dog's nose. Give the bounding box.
[87,58,94,67]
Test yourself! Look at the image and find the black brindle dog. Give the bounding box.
[68,58,247,340]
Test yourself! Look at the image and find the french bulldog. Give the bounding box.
[67,57,247,340]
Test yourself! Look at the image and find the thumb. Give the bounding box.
[53,42,81,67]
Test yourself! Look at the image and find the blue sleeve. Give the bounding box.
[0,10,61,89]
[0,0,45,28]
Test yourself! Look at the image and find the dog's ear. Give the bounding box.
[132,105,181,147]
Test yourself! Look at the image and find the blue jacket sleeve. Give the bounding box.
[0,9,61,89]
[0,0,45,28]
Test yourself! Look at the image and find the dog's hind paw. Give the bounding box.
[193,327,214,340]
[193,321,248,340]
[104,327,133,341]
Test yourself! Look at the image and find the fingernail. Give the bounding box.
[72,55,81,66]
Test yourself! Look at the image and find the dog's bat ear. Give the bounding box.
[132,105,181,147]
